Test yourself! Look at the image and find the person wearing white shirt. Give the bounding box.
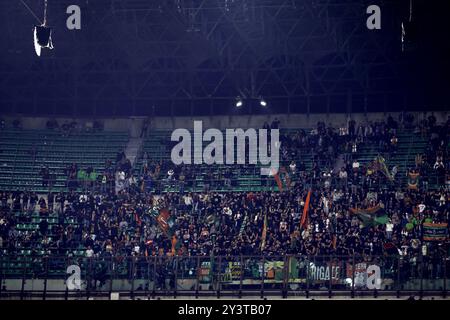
[339,167,348,187]
[418,203,426,213]
[439,194,446,206]
[352,142,357,153]
[183,194,193,211]
[223,207,232,216]
[421,244,427,256]
[386,220,394,240]
[289,161,296,174]
[183,194,193,206]
[86,246,94,258]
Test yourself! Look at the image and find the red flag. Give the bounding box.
[274,172,283,191]
[273,167,291,192]
[300,190,311,229]
[135,213,142,226]
[156,208,171,234]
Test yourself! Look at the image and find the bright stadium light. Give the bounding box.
[259,97,267,107]
[235,97,243,108]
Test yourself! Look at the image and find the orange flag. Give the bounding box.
[171,235,178,256]
[274,173,283,191]
[300,190,311,229]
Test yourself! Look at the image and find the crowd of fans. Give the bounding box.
[0,113,449,283]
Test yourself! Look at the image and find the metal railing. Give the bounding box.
[1,254,448,299]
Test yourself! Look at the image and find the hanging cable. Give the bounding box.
[409,0,413,22]
[19,0,43,25]
[43,0,48,26]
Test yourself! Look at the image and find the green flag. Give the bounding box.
[350,205,388,227]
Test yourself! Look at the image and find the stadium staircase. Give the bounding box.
[124,137,143,166]
[333,154,345,173]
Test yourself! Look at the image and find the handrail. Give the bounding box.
[0,253,448,299]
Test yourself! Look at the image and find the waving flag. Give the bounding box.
[260,213,268,251]
[423,223,448,241]
[367,155,394,181]
[350,205,388,227]
[156,208,175,236]
[273,167,291,192]
[300,190,311,229]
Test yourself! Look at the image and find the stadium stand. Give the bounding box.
[0,128,128,193]
[0,114,448,295]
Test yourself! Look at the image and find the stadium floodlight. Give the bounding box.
[259,97,267,107]
[235,97,243,108]
[34,25,53,56]
[21,0,54,56]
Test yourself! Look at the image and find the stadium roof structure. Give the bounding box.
[0,0,449,117]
